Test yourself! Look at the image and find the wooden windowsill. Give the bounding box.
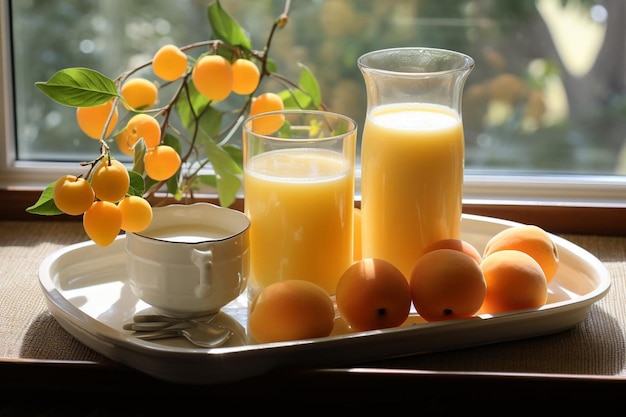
[1,188,624,236]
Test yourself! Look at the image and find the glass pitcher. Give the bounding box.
[358,47,475,279]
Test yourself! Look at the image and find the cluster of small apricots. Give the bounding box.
[28,1,312,247]
[51,43,285,247]
[248,218,559,344]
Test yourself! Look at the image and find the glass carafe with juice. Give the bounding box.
[358,47,474,279]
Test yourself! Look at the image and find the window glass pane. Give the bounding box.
[7,0,626,178]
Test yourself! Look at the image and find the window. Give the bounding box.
[1,0,625,222]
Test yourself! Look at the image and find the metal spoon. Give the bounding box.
[133,321,233,348]
[122,313,218,331]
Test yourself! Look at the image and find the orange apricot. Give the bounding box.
[410,249,486,322]
[483,224,559,283]
[90,159,130,203]
[76,99,118,140]
[153,44,188,81]
[53,175,95,216]
[192,54,233,102]
[232,58,260,95]
[248,92,285,135]
[143,145,181,181]
[118,196,153,233]
[480,249,548,314]
[120,78,158,110]
[420,238,482,264]
[335,258,411,331]
[248,280,335,343]
[83,200,122,247]
[124,113,161,150]
[115,129,134,156]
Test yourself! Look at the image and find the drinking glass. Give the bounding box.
[243,110,357,298]
[358,47,474,279]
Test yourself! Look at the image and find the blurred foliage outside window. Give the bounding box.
[9,0,626,177]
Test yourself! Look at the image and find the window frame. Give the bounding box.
[1,1,624,235]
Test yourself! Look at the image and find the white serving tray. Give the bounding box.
[38,214,611,384]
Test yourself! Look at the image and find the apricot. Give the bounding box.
[53,175,95,216]
[335,258,411,331]
[118,196,153,233]
[120,78,158,110]
[91,159,130,203]
[83,200,122,247]
[483,224,559,283]
[124,113,162,150]
[143,145,181,181]
[231,58,260,95]
[410,249,486,322]
[76,99,119,140]
[480,249,548,314]
[153,44,188,81]
[192,54,233,102]
[248,92,285,135]
[420,238,482,264]
[248,280,335,343]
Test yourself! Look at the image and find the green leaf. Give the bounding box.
[175,83,222,139]
[264,58,278,74]
[25,182,64,215]
[207,0,252,49]
[201,136,242,207]
[276,64,323,110]
[279,89,314,110]
[127,170,145,197]
[132,140,147,175]
[222,144,243,170]
[297,63,322,107]
[196,174,218,188]
[35,67,118,107]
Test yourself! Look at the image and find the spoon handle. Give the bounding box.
[123,321,195,331]
[133,313,218,323]
[132,330,182,340]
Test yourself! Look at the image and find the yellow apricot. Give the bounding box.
[143,145,181,181]
[83,200,122,247]
[76,99,119,140]
[118,196,153,233]
[53,175,95,216]
[231,58,260,95]
[410,249,486,322]
[480,250,548,314]
[91,159,130,203]
[125,113,161,150]
[120,78,158,110]
[248,280,335,343]
[153,44,188,81]
[483,224,559,283]
[192,55,233,102]
[248,92,285,135]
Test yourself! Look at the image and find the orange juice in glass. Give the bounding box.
[243,110,357,298]
[358,47,474,279]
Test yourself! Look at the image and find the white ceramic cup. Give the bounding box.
[125,203,250,318]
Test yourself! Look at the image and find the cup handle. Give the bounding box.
[190,248,213,298]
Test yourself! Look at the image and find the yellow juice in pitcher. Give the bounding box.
[244,148,354,296]
[361,103,464,279]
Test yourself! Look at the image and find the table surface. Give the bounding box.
[2,219,626,409]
